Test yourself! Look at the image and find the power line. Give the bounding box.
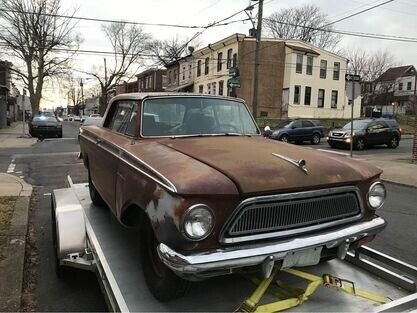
[0,7,240,29]
[323,0,395,27]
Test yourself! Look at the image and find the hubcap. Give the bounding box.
[392,138,398,147]
[281,136,288,143]
[313,136,319,144]
[357,140,364,150]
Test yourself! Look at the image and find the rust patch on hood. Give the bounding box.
[157,136,382,195]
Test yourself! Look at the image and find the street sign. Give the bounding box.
[229,67,240,78]
[345,74,360,82]
[228,77,241,88]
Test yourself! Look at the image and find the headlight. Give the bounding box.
[367,182,386,210]
[182,204,214,240]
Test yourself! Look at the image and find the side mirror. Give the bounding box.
[291,125,297,129]
[366,128,370,133]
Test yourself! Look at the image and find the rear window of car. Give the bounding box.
[385,120,399,128]
[311,120,322,126]
[33,116,57,122]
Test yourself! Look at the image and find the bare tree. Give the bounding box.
[88,22,151,114]
[149,36,201,66]
[264,5,341,51]
[0,0,80,114]
[344,48,397,81]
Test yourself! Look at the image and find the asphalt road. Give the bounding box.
[300,136,413,156]
[0,123,415,311]
[0,122,107,311]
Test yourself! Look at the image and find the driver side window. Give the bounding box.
[104,101,136,134]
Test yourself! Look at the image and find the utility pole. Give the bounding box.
[350,74,355,158]
[102,57,108,116]
[80,79,84,116]
[251,0,264,118]
[22,89,25,136]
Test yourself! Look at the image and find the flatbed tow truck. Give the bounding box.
[51,177,417,312]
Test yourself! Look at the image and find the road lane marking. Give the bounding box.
[6,158,16,173]
[317,149,350,156]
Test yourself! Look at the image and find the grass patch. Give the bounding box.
[0,196,17,259]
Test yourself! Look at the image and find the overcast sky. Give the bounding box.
[41,0,417,109]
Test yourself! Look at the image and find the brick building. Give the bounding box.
[137,68,167,92]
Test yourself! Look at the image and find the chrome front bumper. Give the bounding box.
[157,216,386,278]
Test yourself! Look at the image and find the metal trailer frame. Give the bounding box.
[51,178,417,312]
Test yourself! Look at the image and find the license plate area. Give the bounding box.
[282,247,322,269]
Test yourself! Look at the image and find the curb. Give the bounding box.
[382,179,417,189]
[0,178,32,312]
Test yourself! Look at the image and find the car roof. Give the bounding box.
[110,92,245,102]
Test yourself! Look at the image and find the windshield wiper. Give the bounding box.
[170,133,251,139]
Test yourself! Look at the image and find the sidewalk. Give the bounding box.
[358,153,417,188]
[0,173,32,311]
[0,122,37,148]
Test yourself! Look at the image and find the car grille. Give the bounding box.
[225,189,361,239]
[331,132,344,137]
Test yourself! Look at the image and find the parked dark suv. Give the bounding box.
[268,119,325,145]
[327,119,401,150]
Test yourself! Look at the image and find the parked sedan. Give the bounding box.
[79,93,386,301]
[327,119,401,150]
[269,120,325,145]
[29,115,63,138]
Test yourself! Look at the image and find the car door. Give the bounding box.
[376,120,391,144]
[301,120,314,141]
[91,100,135,211]
[115,102,139,217]
[289,120,303,141]
[366,121,386,145]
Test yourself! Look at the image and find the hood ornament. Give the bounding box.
[272,153,308,174]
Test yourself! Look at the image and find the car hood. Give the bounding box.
[331,128,364,134]
[157,136,381,195]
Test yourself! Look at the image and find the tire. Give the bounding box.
[388,136,399,149]
[88,168,106,206]
[279,134,289,143]
[354,138,365,150]
[311,133,321,145]
[140,220,190,301]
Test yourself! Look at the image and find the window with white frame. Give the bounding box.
[306,56,313,75]
[294,85,301,104]
[296,54,303,73]
[320,60,327,79]
[331,90,338,108]
[333,62,340,80]
[318,89,325,108]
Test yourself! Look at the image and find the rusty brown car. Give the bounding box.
[79,93,387,301]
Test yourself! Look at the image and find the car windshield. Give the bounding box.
[342,120,369,130]
[142,97,259,137]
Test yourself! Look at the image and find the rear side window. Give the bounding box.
[302,120,314,127]
[311,120,321,126]
[104,101,136,134]
[386,120,399,128]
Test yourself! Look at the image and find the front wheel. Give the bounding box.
[140,220,190,301]
[355,138,365,150]
[311,134,321,145]
[279,134,289,143]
